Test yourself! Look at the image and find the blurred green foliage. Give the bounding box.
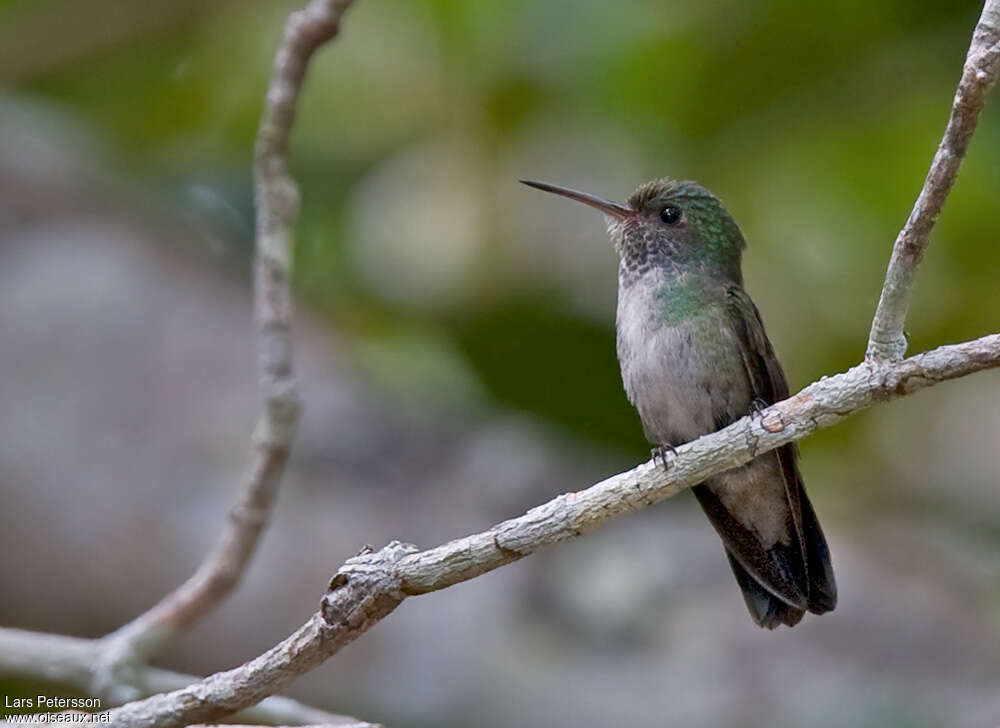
[3,0,997,465]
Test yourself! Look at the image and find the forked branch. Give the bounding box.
[103,337,999,728]
[92,0,357,689]
[4,2,1000,728]
[867,0,1000,360]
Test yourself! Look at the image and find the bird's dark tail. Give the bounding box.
[693,444,837,629]
[725,550,804,628]
[797,485,837,615]
[720,486,836,628]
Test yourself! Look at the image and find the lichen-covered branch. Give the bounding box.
[88,0,358,702]
[867,0,1000,360]
[102,335,1000,728]
[0,628,377,728]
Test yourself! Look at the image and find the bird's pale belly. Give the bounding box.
[617,314,752,447]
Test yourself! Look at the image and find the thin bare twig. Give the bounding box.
[2,723,371,728]
[91,0,357,702]
[102,335,1000,728]
[7,2,1000,727]
[0,628,377,728]
[0,718,374,728]
[3,0,368,722]
[867,0,1000,360]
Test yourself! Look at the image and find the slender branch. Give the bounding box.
[2,1,367,723]
[0,628,378,728]
[0,710,376,728]
[7,2,1000,727]
[100,335,1000,728]
[867,0,1000,360]
[91,0,357,700]
[2,723,371,728]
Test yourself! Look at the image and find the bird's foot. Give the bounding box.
[651,444,677,471]
[748,398,769,418]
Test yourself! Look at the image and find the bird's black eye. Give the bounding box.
[659,205,682,225]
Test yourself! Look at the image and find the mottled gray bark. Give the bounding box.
[89,0,359,700]
[867,0,1000,360]
[3,1,1000,727]
[0,629,378,727]
[1,0,365,725]
[101,336,1000,728]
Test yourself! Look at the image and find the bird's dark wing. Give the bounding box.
[727,285,835,612]
[724,285,802,535]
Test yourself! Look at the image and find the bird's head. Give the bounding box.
[521,177,745,283]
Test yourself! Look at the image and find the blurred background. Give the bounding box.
[1,0,1000,726]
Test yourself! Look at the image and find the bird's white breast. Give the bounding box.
[615,270,750,446]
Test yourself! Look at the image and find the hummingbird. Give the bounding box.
[522,177,836,628]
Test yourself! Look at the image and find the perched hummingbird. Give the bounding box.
[522,177,836,628]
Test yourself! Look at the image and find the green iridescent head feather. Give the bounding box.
[628,177,746,252]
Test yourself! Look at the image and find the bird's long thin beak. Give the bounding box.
[520,179,633,220]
